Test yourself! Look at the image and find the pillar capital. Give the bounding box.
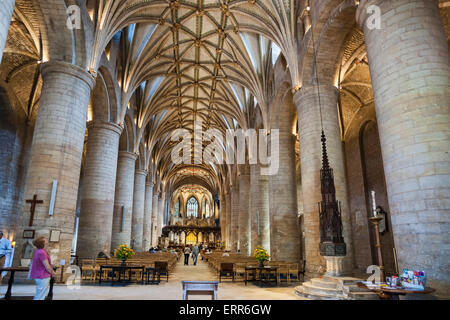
[40,60,95,90]
[293,84,339,108]
[118,151,138,161]
[135,169,148,177]
[87,120,123,136]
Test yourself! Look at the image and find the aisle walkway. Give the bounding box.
[0,255,306,300]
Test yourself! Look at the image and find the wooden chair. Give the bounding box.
[154,261,169,282]
[288,263,300,282]
[219,263,234,282]
[277,264,290,284]
[81,259,96,281]
[234,263,246,281]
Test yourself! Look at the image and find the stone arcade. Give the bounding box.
[0,0,449,300]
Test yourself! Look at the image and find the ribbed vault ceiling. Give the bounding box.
[110,0,287,194]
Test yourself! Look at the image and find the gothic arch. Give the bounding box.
[301,0,357,86]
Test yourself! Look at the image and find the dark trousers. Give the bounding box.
[184,254,189,265]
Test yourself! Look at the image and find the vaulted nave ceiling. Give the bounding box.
[3,0,302,195]
[91,0,295,194]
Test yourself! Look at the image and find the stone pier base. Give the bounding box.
[324,256,345,277]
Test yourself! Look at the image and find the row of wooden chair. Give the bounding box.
[206,251,305,283]
[80,252,178,282]
[218,262,301,283]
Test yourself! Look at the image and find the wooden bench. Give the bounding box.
[182,281,219,300]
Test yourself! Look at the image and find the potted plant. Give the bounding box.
[254,246,270,267]
[114,244,135,265]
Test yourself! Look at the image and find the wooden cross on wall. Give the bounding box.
[26,195,43,227]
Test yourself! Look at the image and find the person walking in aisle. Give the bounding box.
[192,244,200,266]
[184,246,191,265]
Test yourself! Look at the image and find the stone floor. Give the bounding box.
[0,257,307,300]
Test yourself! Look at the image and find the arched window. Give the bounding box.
[174,198,180,217]
[205,201,210,218]
[186,196,199,217]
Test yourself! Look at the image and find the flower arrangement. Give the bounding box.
[114,244,135,261]
[254,246,270,263]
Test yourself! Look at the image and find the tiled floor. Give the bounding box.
[0,257,307,300]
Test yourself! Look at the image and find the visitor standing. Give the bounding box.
[184,246,191,265]
[30,236,56,300]
[0,231,13,278]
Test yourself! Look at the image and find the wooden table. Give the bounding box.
[357,282,435,300]
[244,266,278,286]
[182,281,218,300]
[0,266,57,300]
[99,265,145,285]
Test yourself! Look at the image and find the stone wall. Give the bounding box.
[0,86,32,240]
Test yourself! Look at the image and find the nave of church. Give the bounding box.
[1,255,303,300]
[0,0,449,301]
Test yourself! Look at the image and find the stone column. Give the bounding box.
[142,181,153,251]
[357,0,450,296]
[0,0,15,63]
[111,151,137,249]
[158,192,166,239]
[250,164,270,254]
[151,192,159,247]
[230,185,240,252]
[15,61,94,266]
[294,84,354,275]
[220,193,226,243]
[268,121,300,263]
[225,191,232,250]
[239,168,251,256]
[131,169,147,251]
[76,121,122,259]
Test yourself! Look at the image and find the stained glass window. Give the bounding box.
[174,198,180,217]
[186,196,198,217]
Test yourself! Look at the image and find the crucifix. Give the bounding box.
[26,195,44,227]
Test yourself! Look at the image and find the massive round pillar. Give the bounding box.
[220,193,226,244]
[111,151,137,249]
[76,121,122,259]
[158,192,166,240]
[230,185,240,252]
[15,61,94,265]
[357,0,450,296]
[151,192,160,247]
[268,106,300,263]
[142,181,154,251]
[131,169,147,251]
[250,164,270,254]
[0,0,15,63]
[225,191,232,250]
[239,167,251,255]
[294,84,354,275]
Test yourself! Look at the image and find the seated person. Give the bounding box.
[97,248,111,259]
